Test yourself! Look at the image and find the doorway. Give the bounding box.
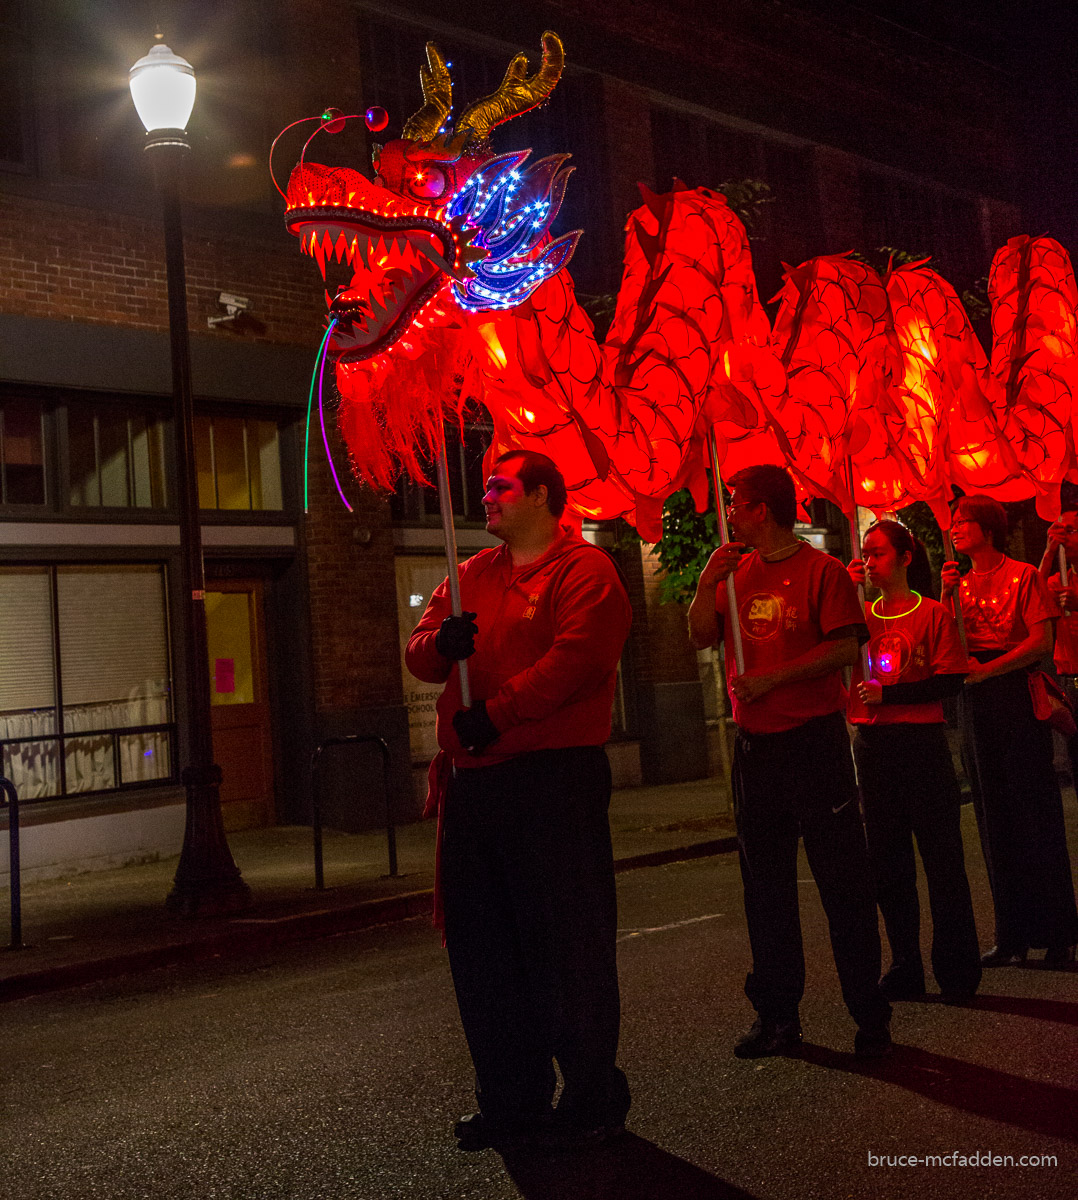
[205,580,274,830]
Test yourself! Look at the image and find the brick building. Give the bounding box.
[1,0,1029,881]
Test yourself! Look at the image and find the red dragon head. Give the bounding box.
[282,31,580,364]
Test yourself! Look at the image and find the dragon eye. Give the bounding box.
[407,166,447,200]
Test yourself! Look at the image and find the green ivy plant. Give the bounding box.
[651,486,721,604]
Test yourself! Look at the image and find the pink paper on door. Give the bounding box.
[215,658,235,693]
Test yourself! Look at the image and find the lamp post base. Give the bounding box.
[165,765,253,918]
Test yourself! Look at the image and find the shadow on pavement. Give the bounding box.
[500,1134,760,1199]
[933,992,1078,1026]
[798,1042,1078,1143]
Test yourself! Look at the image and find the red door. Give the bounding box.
[205,581,274,830]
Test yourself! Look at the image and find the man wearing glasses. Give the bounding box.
[689,464,891,1058]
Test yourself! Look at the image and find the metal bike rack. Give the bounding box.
[309,735,397,889]
[1,776,23,950]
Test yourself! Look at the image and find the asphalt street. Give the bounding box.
[1,812,1075,1200]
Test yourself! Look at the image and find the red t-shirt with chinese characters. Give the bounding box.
[957,557,1059,654]
[716,543,866,734]
[848,595,969,725]
[1047,571,1078,673]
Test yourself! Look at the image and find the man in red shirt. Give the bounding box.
[1039,508,1078,785]
[406,450,632,1152]
[689,464,891,1058]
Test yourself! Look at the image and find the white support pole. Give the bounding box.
[942,530,968,653]
[707,429,745,675]
[844,457,872,678]
[435,440,472,708]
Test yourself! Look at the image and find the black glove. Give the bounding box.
[435,611,478,660]
[452,700,500,755]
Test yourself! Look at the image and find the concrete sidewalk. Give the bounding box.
[0,775,736,1002]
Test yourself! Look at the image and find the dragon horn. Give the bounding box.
[456,31,564,145]
[402,42,453,143]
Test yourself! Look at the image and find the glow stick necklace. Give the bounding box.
[870,591,922,620]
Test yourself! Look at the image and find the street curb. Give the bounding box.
[614,836,738,874]
[0,836,738,1004]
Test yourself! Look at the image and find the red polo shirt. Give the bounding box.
[716,542,866,734]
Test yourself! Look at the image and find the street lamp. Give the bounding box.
[130,38,250,916]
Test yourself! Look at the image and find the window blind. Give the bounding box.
[0,567,55,712]
[57,566,170,707]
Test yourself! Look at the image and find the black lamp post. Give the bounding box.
[129,39,250,916]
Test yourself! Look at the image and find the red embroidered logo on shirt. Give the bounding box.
[739,592,785,641]
[869,629,914,679]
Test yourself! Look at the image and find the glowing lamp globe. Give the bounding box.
[129,43,196,133]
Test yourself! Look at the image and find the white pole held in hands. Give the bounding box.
[435,440,472,708]
[707,429,745,675]
[1059,543,1071,616]
[844,457,872,678]
[942,530,968,653]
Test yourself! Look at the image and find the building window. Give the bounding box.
[390,421,490,524]
[858,169,984,289]
[0,398,46,506]
[194,415,283,511]
[68,405,168,509]
[0,1,32,171]
[649,104,818,303]
[0,564,175,802]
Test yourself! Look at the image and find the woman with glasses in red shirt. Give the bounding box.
[942,495,1078,968]
[849,520,981,1002]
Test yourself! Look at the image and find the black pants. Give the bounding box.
[441,746,629,1128]
[853,722,981,995]
[732,711,889,1027]
[960,667,1078,951]
[1057,675,1078,794]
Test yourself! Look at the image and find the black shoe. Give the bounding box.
[879,967,926,1002]
[854,1020,893,1058]
[1044,944,1076,968]
[453,1112,546,1152]
[980,945,1028,967]
[733,1017,802,1059]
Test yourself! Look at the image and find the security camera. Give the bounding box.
[208,292,261,329]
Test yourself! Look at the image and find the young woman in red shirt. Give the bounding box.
[942,495,1078,968]
[849,520,981,1002]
